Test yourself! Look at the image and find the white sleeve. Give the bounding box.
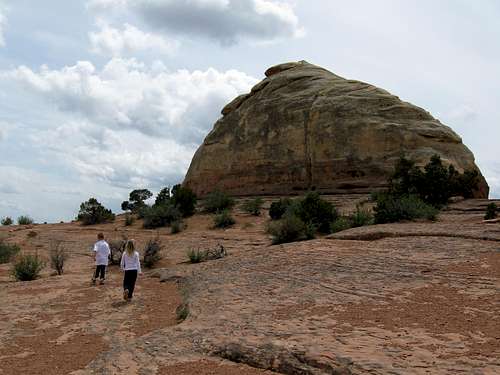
[120,252,125,270]
[93,243,97,252]
[105,242,111,256]
[136,252,142,274]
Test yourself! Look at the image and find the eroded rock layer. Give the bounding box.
[184,61,489,197]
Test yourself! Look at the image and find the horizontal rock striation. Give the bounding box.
[184,61,489,198]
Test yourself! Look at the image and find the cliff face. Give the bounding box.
[184,61,489,198]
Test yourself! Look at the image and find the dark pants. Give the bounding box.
[123,270,138,298]
[94,265,106,280]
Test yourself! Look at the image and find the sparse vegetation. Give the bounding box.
[17,216,34,225]
[77,198,115,225]
[124,213,135,226]
[267,213,309,244]
[142,204,181,229]
[241,198,264,216]
[49,241,68,275]
[143,237,163,268]
[0,240,20,263]
[203,190,234,213]
[484,203,498,220]
[269,198,293,220]
[350,204,374,227]
[171,184,197,217]
[213,210,236,229]
[330,217,352,234]
[176,303,189,322]
[170,220,185,234]
[12,253,45,281]
[187,244,226,263]
[373,193,438,224]
[290,192,337,234]
[1,217,13,226]
[108,237,127,265]
[27,231,37,238]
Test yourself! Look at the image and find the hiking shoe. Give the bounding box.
[123,289,129,301]
[91,278,96,286]
[100,279,105,285]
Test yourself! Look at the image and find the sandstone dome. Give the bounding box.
[183,61,489,198]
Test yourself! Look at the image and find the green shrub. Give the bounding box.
[77,198,115,225]
[187,248,205,263]
[171,184,197,217]
[142,204,181,229]
[267,214,308,244]
[17,216,34,225]
[1,217,13,226]
[0,240,20,263]
[203,190,234,213]
[330,217,352,233]
[187,244,226,263]
[143,237,163,268]
[154,187,171,207]
[213,210,236,229]
[49,241,68,275]
[176,303,189,322]
[484,203,498,220]
[241,198,264,216]
[170,220,184,234]
[389,155,480,207]
[292,192,337,233]
[12,253,45,281]
[124,213,135,226]
[350,205,374,227]
[269,198,293,220]
[374,194,438,224]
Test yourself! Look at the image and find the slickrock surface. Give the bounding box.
[0,197,499,374]
[184,61,488,198]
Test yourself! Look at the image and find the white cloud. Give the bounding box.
[0,128,6,141]
[0,8,6,47]
[1,58,257,187]
[2,58,257,143]
[88,0,304,44]
[89,21,179,57]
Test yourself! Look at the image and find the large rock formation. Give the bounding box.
[184,61,489,198]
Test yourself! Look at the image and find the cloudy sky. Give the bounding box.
[0,0,499,222]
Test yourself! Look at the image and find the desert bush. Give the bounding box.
[389,155,480,207]
[143,237,163,268]
[187,244,226,263]
[241,198,264,216]
[154,187,171,207]
[292,192,337,233]
[374,194,438,224]
[142,204,181,229]
[176,303,189,322]
[77,198,115,225]
[170,220,185,234]
[350,205,374,227]
[330,217,352,234]
[203,190,234,213]
[213,210,236,229]
[1,217,13,226]
[269,198,293,220]
[0,240,20,263]
[171,184,197,217]
[12,253,45,281]
[109,237,127,265]
[124,213,135,226]
[17,215,34,225]
[267,214,308,244]
[484,203,498,220]
[187,248,205,263]
[49,241,68,275]
[27,231,37,238]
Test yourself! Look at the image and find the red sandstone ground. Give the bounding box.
[0,195,499,374]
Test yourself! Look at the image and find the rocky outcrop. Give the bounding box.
[184,61,489,198]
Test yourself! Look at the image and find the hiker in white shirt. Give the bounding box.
[92,232,111,285]
[120,239,142,301]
